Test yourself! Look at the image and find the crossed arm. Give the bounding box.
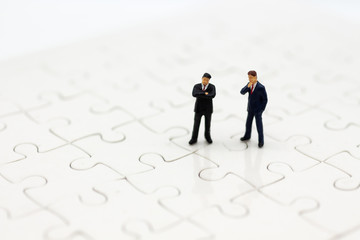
[192,85,216,99]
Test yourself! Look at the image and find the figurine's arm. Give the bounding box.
[192,85,205,97]
[240,84,250,95]
[260,87,268,111]
[193,85,216,99]
[205,85,216,98]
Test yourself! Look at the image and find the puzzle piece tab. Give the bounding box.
[47,180,179,240]
[0,144,121,206]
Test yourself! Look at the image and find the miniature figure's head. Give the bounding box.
[248,70,257,83]
[202,72,211,86]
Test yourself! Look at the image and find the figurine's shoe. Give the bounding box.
[258,142,264,148]
[205,137,213,144]
[240,136,250,141]
[189,139,197,145]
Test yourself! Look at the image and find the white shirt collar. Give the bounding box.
[201,83,209,90]
[252,82,258,90]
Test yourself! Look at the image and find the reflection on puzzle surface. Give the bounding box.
[1,0,360,239]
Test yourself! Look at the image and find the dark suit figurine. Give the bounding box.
[240,70,268,148]
[189,73,216,145]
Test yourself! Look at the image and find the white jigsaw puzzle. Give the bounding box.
[1,0,360,239]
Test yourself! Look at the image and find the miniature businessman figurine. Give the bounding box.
[189,73,216,145]
[240,70,268,148]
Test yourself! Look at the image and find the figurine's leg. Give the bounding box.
[243,111,254,139]
[255,111,264,146]
[191,112,202,141]
[204,112,212,143]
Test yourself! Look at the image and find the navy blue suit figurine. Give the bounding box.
[189,73,216,145]
[240,70,268,148]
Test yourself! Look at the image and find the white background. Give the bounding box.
[0,0,359,61]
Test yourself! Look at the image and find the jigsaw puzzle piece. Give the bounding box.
[170,116,248,152]
[319,98,360,130]
[326,152,360,191]
[127,153,253,218]
[264,84,314,116]
[0,99,22,118]
[85,86,160,123]
[169,130,211,153]
[0,174,46,218]
[74,63,168,122]
[0,144,121,206]
[123,219,210,240]
[47,179,179,240]
[72,122,191,176]
[266,108,334,142]
[263,162,360,234]
[0,114,67,164]
[197,134,316,188]
[279,81,341,110]
[312,68,355,85]
[198,145,273,186]
[141,97,193,134]
[332,226,360,240]
[150,79,190,106]
[190,191,330,240]
[70,137,151,177]
[64,60,140,94]
[266,108,360,161]
[0,208,64,240]
[0,57,82,110]
[28,92,133,142]
[342,85,360,106]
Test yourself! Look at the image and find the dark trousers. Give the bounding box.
[191,112,212,140]
[244,110,264,144]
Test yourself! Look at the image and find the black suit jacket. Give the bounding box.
[192,83,216,113]
[240,82,268,113]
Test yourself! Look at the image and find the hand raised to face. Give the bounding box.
[247,74,257,87]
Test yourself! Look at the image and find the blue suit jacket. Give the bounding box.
[240,82,268,113]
